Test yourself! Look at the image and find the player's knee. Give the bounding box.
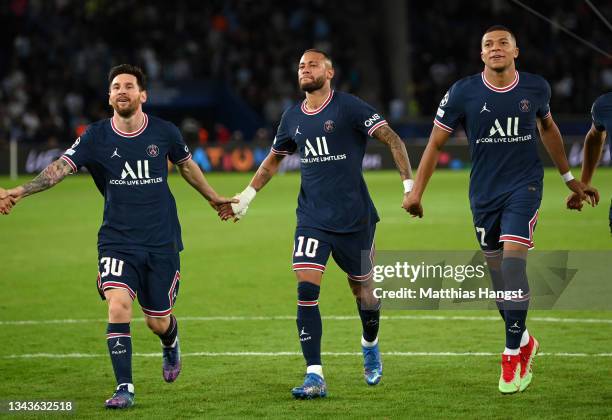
[348,278,379,308]
[107,298,132,322]
[295,270,322,285]
[297,280,320,302]
[145,315,170,334]
[348,279,362,298]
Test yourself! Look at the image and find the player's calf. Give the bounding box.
[105,323,134,405]
[104,289,134,404]
[349,278,383,385]
[295,280,323,385]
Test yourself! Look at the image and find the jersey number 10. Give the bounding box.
[294,236,319,258]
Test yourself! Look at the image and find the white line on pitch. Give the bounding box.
[1,315,612,326]
[3,351,612,359]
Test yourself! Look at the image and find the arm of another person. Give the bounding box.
[566,124,606,210]
[225,151,286,221]
[537,116,599,208]
[403,126,452,218]
[176,158,237,218]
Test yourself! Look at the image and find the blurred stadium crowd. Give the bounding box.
[0,0,610,146]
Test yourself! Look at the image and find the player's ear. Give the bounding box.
[513,47,519,59]
[327,66,335,80]
[480,50,485,64]
[140,90,147,104]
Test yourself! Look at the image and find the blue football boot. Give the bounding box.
[291,373,327,399]
[104,383,134,409]
[162,338,182,383]
[362,343,383,385]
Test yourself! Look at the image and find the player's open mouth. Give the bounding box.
[490,55,504,60]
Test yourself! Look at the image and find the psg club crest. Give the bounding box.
[324,120,335,133]
[146,144,159,158]
[519,99,531,113]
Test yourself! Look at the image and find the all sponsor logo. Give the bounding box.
[122,160,150,180]
[109,160,163,185]
[304,137,330,157]
[489,117,519,137]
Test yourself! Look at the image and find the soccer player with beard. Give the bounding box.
[1,64,236,409]
[223,49,415,399]
[404,26,598,394]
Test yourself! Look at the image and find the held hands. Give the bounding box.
[208,194,239,221]
[0,187,21,215]
[215,186,257,222]
[403,191,423,218]
[565,180,599,211]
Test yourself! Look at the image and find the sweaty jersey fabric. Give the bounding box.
[61,114,191,253]
[434,71,551,211]
[591,92,612,141]
[271,90,386,233]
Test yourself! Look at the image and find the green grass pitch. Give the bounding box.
[0,169,611,419]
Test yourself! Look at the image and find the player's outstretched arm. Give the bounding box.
[404,126,452,218]
[566,124,606,211]
[537,117,599,209]
[2,158,73,213]
[371,125,416,213]
[228,152,285,221]
[175,158,237,218]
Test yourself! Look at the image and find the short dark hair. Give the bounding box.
[302,48,333,68]
[483,25,516,42]
[108,64,147,90]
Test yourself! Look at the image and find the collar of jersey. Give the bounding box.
[481,71,519,93]
[110,113,149,138]
[301,90,334,115]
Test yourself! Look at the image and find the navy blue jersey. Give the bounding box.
[61,114,191,253]
[592,92,612,142]
[271,90,385,232]
[434,71,550,211]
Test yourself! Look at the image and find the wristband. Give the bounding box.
[561,171,574,183]
[403,179,414,193]
[242,185,257,203]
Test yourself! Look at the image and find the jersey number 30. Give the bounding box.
[100,257,124,277]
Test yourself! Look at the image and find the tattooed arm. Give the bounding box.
[371,125,413,181]
[371,124,416,214]
[7,158,73,201]
[249,152,285,191]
